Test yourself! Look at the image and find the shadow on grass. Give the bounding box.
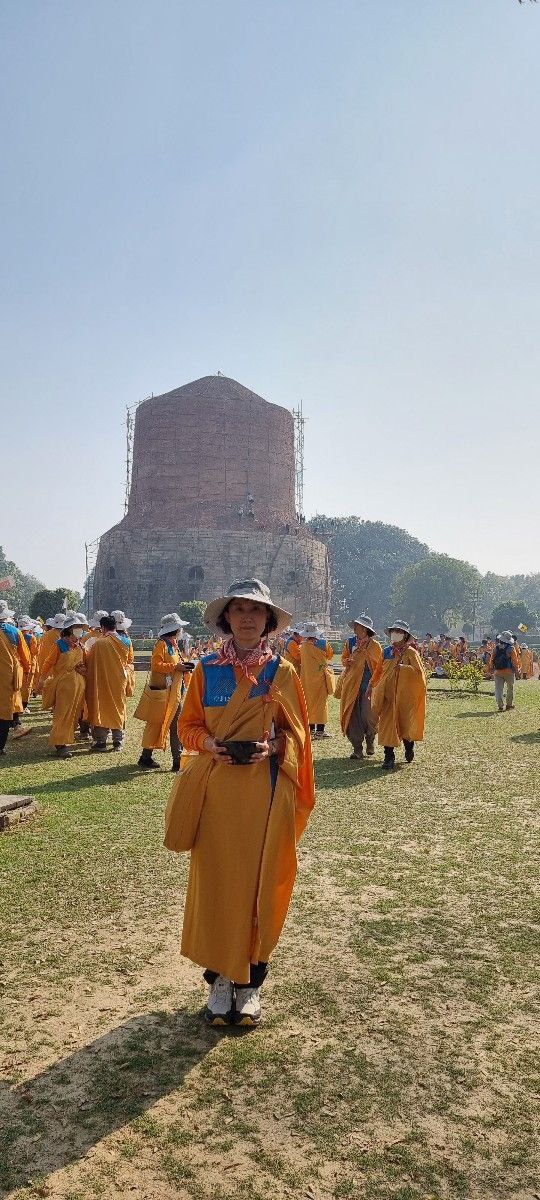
[30,765,147,795]
[510,731,540,744]
[453,710,498,719]
[0,1007,245,1194]
[314,756,405,790]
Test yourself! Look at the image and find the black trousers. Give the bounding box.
[0,719,12,753]
[169,703,182,762]
[204,963,268,988]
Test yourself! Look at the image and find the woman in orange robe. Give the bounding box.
[339,616,383,759]
[40,612,88,757]
[164,579,314,1028]
[85,614,132,750]
[135,613,193,771]
[299,622,335,737]
[370,620,427,770]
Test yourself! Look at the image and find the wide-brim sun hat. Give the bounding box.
[0,602,16,621]
[17,615,33,631]
[497,631,514,645]
[52,612,67,629]
[303,621,324,639]
[386,619,411,636]
[90,609,109,629]
[111,609,133,630]
[204,579,292,636]
[349,614,375,634]
[45,617,56,627]
[63,610,89,631]
[159,612,190,637]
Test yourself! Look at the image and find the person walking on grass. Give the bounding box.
[488,632,520,712]
[0,600,31,757]
[299,621,335,738]
[338,615,382,760]
[135,612,194,772]
[85,613,131,751]
[164,579,314,1028]
[369,620,427,770]
[39,611,88,758]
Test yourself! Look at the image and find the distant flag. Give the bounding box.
[0,576,15,591]
[518,623,528,632]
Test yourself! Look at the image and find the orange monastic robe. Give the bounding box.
[299,638,335,725]
[164,653,314,985]
[283,637,302,673]
[41,639,86,747]
[521,648,534,679]
[0,624,27,721]
[134,637,187,750]
[339,637,383,735]
[21,632,38,704]
[370,644,427,747]
[85,633,130,729]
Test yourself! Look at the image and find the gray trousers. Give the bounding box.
[346,691,377,753]
[494,673,514,709]
[93,726,124,746]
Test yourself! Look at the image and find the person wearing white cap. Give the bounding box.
[488,633,520,711]
[299,622,335,737]
[37,612,88,757]
[85,614,132,750]
[282,625,303,673]
[164,579,315,1028]
[17,616,40,709]
[135,613,194,771]
[370,621,427,769]
[338,616,383,759]
[520,643,534,680]
[110,610,135,695]
[0,601,32,753]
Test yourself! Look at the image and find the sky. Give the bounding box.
[1,0,539,591]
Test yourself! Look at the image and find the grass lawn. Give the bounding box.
[0,678,539,1200]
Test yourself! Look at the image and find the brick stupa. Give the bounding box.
[92,376,329,632]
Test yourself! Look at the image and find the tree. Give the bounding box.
[490,600,537,633]
[29,588,82,620]
[390,554,482,633]
[176,601,207,637]
[308,516,430,624]
[0,545,44,616]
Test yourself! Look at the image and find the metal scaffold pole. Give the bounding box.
[292,400,306,522]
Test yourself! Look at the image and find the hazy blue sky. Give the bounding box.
[1,0,539,590]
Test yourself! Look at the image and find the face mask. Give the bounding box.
[70,628,84,639]
[390,631,405,645]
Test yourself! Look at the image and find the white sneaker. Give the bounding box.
[234,986,262,1026]
[205,976,234,1026]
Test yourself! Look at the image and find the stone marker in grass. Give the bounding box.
[0,795,38,832]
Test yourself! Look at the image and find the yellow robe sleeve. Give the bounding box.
[341,641,350,666]
[177,663,208,752]
[151,639,175,675]
[40,645,60,678]
[16,631,32,673]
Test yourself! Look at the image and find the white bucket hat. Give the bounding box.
[348,614,375,634]
[90,609,109,629]
[52,612,67,629]
[63,610,88,631]
[0,601,16,621]
[17,615,34,631]
[497,631,514,645]
[45,616,56,627]
[385,619,411,636]
[204,579,292,635]
[303,621,324,639]
[158,612,190,638]
[111,609,133,631]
